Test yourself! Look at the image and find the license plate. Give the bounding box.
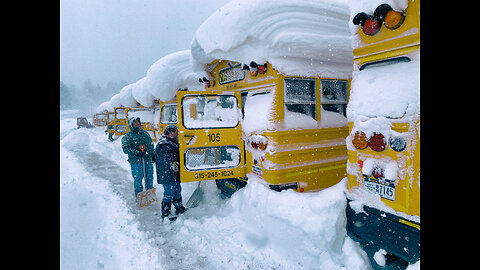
[252,165,262,177]
[364,177,395,201]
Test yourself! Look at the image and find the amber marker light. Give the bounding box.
[352,131,368,150]
[374,3,406,30]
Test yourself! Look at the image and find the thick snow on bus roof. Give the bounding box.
[96,50,206,112]
[144,50,206,102]
[191,0,353,79]
[131,77,154,107]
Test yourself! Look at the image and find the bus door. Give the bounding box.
[114,107,128,136]
[177,90,246,183]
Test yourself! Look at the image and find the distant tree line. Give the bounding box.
[60,79,129,113]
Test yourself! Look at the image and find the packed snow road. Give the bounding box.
[60,115,372,270]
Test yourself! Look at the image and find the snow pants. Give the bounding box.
[130,161,154,197]
[162,181,182,203]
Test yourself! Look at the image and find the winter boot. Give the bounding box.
[161,202,172,219]
[172,198,187,215]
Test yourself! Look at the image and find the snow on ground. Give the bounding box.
[60,115,372,269]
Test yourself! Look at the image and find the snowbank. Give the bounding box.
[144,50,206,102]
[191,0,353,79]
[182,176,371,269]
[60,144,162,269]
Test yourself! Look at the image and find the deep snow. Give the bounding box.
[60,115,374,269]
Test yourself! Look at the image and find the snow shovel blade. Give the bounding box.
[137,188,158,207]
[185,181,204,208]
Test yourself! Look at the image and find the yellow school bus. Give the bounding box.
[177,59,350,196]
[93,112,108,127]
[113,107,128,136]
[346,0,420,267]
[106,111,116,141]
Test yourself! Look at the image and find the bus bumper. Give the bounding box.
[345,199,420,267]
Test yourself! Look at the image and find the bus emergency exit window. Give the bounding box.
[321,79,348,117]
[284,78,317,120]
[185,146,240,171]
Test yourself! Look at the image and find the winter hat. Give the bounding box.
[164,124,178,135]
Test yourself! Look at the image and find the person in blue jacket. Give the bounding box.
[121,117,155,198]
[155,124,187,219]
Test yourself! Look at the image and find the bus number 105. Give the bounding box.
[208,132,220,143]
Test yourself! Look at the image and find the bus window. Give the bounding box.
[321,80,348,116]
[284,78,317,120]
[185,146,240,171]
[161,104,178,124]
[182,95,239,129]
[115,108,127,120]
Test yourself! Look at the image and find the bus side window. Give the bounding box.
[284,78,317,120]
[321,80,348,117]
[161,104,178,124]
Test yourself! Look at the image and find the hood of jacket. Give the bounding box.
[158,133,178,146]
[128,117,141,133]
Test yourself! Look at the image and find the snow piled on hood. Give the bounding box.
[191,0,353,79]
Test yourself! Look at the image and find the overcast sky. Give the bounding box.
[60,0,230,87]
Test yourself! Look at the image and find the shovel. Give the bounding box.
[185,181,205,208]
[136,145,158,207]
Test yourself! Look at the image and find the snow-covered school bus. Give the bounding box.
[106,111,115,141]
[113,106,129,137]
[345,0,420,268]
[177,59,350,195]
[93,112,108,127]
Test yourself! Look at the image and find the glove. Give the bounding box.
[172,161,180,172]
